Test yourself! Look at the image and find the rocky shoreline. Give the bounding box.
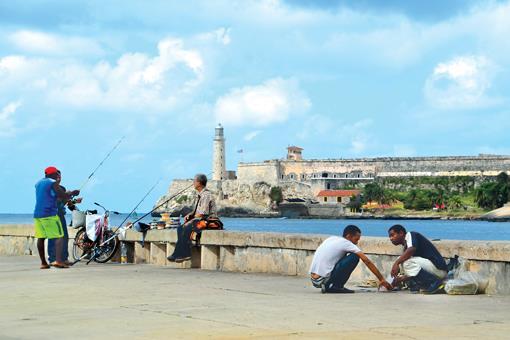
[151,201,510,221]
[218,213,508,221]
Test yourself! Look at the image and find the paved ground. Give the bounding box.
[1,256,509,339]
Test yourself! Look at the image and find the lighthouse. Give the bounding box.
[212,124,226,181]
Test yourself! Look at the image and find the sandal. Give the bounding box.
[40,264,50,269]
[52,262,69,269]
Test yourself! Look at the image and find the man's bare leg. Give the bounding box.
[37,238,49,269]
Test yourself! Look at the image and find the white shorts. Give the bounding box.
[401,256,447,279]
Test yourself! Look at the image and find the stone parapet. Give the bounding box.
[1,224,509,294]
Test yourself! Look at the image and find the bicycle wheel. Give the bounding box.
[72,228,93,261]
[94,230,119,263]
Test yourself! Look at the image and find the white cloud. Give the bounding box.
[350,135,368,153]
[341,119,373,154]
[244,130,261,141]
[0,36,208,113]
[424,55,497,110]
[214,78,311,126]
[296,114,334,140]
[197,27,231,45]
[0,101,21,137]
[320,2,510,69]
[9,30,103,56]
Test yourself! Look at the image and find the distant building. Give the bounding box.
[317,189,361,205]
[225,170,237,180]
[287,146,303,161]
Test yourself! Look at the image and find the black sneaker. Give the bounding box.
[406,279,420,293]
[422,280,446,294]
[174,256,192,263]
[326,286,355,294]
[321,283,327,294]
[166,255,176,262]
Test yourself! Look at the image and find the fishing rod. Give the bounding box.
[98,176,203,249]
[71,178,162,266]
[73,173,210,265]
[79,136,125,191]
[112,171,213,237]
[126,181,196,227]
[111,178,162,235]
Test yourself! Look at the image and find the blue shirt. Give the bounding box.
[34,178,58,218]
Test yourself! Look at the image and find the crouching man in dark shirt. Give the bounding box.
[388,224,447,294]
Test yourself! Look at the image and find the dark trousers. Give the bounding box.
[171,219,199,259]
[48,213,68,263]
[325,253,360,289]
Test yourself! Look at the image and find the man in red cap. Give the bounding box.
[34,166,80,269]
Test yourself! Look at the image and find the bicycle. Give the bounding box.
[72,202,120,264]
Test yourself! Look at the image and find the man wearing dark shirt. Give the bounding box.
[388,224,447,293]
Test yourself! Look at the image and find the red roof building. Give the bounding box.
[316,190,361,204]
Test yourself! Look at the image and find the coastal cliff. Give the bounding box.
[153,179,315,216]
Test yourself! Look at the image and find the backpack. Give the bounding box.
[190,217,224,246]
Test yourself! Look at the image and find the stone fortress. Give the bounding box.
[155,125,510,215]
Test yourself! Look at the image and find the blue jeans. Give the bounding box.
[325,253,360,290]
[171,219,200,259]
[48,214,68,263]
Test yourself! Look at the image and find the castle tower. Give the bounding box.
[212,124,226,181]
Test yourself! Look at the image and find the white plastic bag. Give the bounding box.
[72,210,86,228]
[85,214,104,242]
[445,279,478,295]
[445,257,489,295]
[459,271,489,293]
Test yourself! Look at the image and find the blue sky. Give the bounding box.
[1,0,509,213]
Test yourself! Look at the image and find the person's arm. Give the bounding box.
[391,247,416,277]
[356,252,392,290]
[52,182,79,201]
[66,197,82,211]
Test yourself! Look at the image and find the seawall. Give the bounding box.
[1,224,509,294]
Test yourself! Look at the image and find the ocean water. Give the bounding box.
[2,214,510,241]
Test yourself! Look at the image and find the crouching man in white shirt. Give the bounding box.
[310,225,392,293]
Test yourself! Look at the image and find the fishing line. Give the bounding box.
[79,136,125,191]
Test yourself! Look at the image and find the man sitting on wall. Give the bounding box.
[310,225,392,293]
[388,224,447,294]
[167,173,219,263]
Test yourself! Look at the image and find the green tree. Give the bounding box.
[447,195,463,210]
[269,186,283,205]
[475,172,510,209]
[347,194,362,212]
[363,182,385,203]
[176,195,188,204]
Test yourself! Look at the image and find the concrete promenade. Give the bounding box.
[1,257,510,339]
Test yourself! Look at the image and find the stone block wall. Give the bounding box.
[238,156,510,184]
[1,225,509,295]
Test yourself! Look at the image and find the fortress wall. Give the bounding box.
[237,161,280,185]
[278,156,510,178]
[282,161,376,176]
[156,156,510,211]
[166,179,193,194]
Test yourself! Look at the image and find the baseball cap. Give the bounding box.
[44,166,59,175]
